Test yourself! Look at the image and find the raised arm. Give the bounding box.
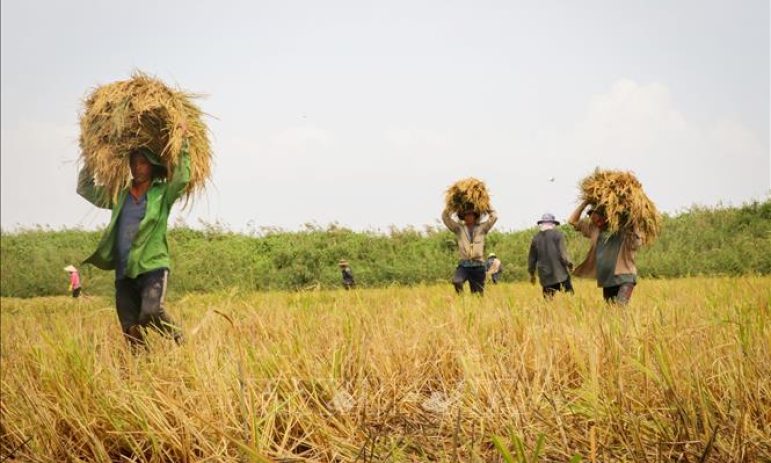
[481,209,498,233]
[166,139,192,202]
[569,200,596,238]
[441,208,460,233]
[568,200,589,227]
[76,166,112,209]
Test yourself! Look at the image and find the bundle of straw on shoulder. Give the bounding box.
[579,168,662,245]
[445,178,492,217]
[79,71,212,201]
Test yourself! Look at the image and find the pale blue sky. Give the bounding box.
[2,0,769,232]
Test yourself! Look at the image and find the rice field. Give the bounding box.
[1,276,769,462]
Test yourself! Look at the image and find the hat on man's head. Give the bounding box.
[537,213,560,225]
[587,205,604,217]
[63,265,77,273]
[338,259,349,267]
[132,147,165,167]
[488,253,496,258]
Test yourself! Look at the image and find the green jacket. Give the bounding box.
[77,147,191,278]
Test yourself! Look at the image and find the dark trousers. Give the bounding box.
[115,268,181,345]
[72,287,82,298]
[452,266,486,295]
[542,276,574,299]
[603,283,635,305]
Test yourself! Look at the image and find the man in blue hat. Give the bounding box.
[77,124,190,347]
[528,213,574,298]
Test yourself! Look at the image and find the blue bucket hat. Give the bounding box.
[537,213,560,225]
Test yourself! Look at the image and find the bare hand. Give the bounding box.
[177,121,189,137]
[529,274,536,285]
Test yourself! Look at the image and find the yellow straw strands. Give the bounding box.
[2,277,770,461]
[445,178,492,216]
[79,71,212,201]
[579,169,662,245]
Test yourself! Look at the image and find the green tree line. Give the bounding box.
[2,200,769,298]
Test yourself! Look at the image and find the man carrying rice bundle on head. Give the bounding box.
[442,178,498,295]
[568,169,662,305]
[76,72,212,348]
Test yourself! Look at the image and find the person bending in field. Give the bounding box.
[568,201,642,305]
[528,213,574,299]
[485,253,502,284]
[339,259,356,290]
[77,123,190,347]
[64,265,82,298]
[442,207,498,295]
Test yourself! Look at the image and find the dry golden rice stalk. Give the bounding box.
[579,168,662,245]
[79,71,212,201]
[445,178,492,216]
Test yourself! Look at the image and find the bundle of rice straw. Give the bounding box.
[579,168,662,245]
[445,178,492,216]
[79,71,211,201]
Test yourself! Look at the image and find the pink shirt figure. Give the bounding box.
[69,271,81,289]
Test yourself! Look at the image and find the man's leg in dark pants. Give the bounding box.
[603,285,620,303]
[451,267,468,294]
[115,278,142,346]
[603,284,634,305]
[544,276,576,299]
[542,283,560,299]
[615,283,634,305]
[468,267,486,295]
[562,276,575,294]
[137,269,182,343]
